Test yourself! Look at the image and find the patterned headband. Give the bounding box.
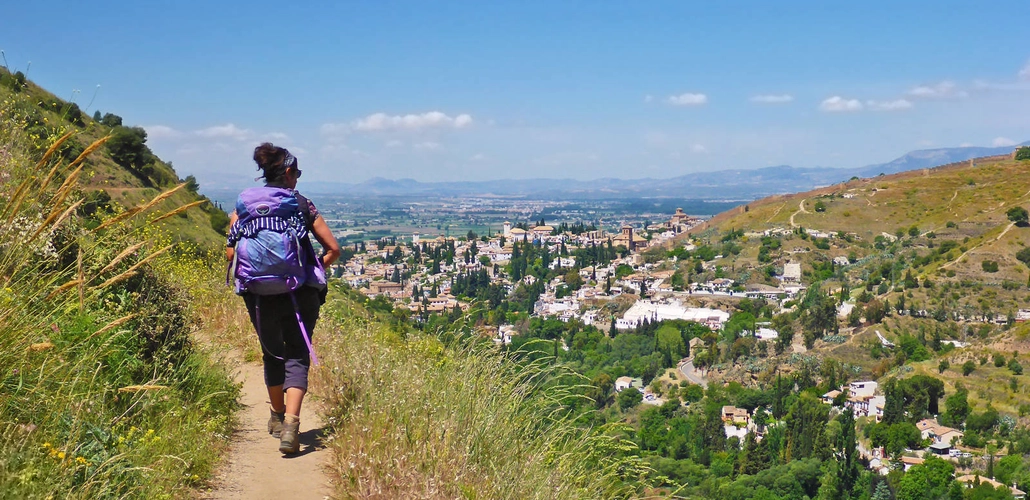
[283,150,297,170]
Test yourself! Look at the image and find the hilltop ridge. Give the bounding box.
[0,66,228,249]
[256,143,1029,203]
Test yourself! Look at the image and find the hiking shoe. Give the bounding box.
[279,414,300,454]
[268,409,285,438]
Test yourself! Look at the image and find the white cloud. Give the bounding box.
[413,141,443,151]
[1020,60,1030,81]
[349,111,474,132]
[690,143,707,153]
[643,94,654,103]
[867,99,914,111]
[666,93,708,106]
[972,79,1030,91]
[750,94,794,104]
[907,81,968,99]
[194,123,252,140]
[320,123,350,137]
[385,139,403,148]
[470,153,487,161]
[144,125,181,139]
[819,96,863,112]
[959,142,974,147]
[993,137,1016,147]
[263,132,290,141]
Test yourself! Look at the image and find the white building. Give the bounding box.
[782,262,802,283]
[617,300,730,330]
[848,381,878,398]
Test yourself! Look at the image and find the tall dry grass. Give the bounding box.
[0,101,239,498]
[313,294,650,499]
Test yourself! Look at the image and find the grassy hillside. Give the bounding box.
[0,68,247,498]
[311,289,651,499]
[675,152,1030,414]
[0,66,229,250]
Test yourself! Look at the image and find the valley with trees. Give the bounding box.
[4,21,1030,500]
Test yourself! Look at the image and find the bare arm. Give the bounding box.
[225,211,238,261]
[311,215,341,267]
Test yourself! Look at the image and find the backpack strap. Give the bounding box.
[294,193,315,231]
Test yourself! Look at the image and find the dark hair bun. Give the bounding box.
[253,142,286,181]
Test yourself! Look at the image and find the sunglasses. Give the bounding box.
[293,166,302,179]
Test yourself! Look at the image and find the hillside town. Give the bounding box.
[331,207,779,329]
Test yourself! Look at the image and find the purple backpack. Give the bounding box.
[227,187,326,296]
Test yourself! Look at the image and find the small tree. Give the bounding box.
[1016,146,1030,161]
[1009,359,1024,375]
[618,388,642,411]
[1007,206,1029,226]
[962,360,976,376]
[938,359,950,374]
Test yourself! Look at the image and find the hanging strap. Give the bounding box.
[290,291,319,366]
[226,247,241,287]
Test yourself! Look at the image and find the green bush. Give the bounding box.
[1016,146,1030,161]
[994,354,1006,367]
[107,126,155,168]
[1009,359,1024,375]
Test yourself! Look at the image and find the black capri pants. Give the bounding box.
[243,286,321,391]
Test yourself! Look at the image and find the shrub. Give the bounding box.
[1016,146,1030,161]
[1009,359,1024,375]
[962,360,976,376]
[1007,206,1029,226]
[100,112,123,127]
[1016,247,1030,267]
[107,126,154,168]
[982,260,999,273]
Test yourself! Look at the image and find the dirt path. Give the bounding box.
[942,221,1015,270]
[789,199,808,228]
[205,362,332,500]
[765,202,786,223]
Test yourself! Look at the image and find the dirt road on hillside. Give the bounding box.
[205,362,332,500]
[790,199,808,228]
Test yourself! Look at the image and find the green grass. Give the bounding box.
[0,83,240,499]
[313,292,652,499]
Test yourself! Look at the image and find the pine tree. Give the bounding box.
[882,378,904,425]
[816,459,840,500]
[836,408,860,498]
[738,432,770,475]
[871,481,892,500]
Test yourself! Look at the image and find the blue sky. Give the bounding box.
[3,1,1030,187]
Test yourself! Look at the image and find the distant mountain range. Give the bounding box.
[298,141,1029,201]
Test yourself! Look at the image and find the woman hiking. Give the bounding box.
[226,143,340,454]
